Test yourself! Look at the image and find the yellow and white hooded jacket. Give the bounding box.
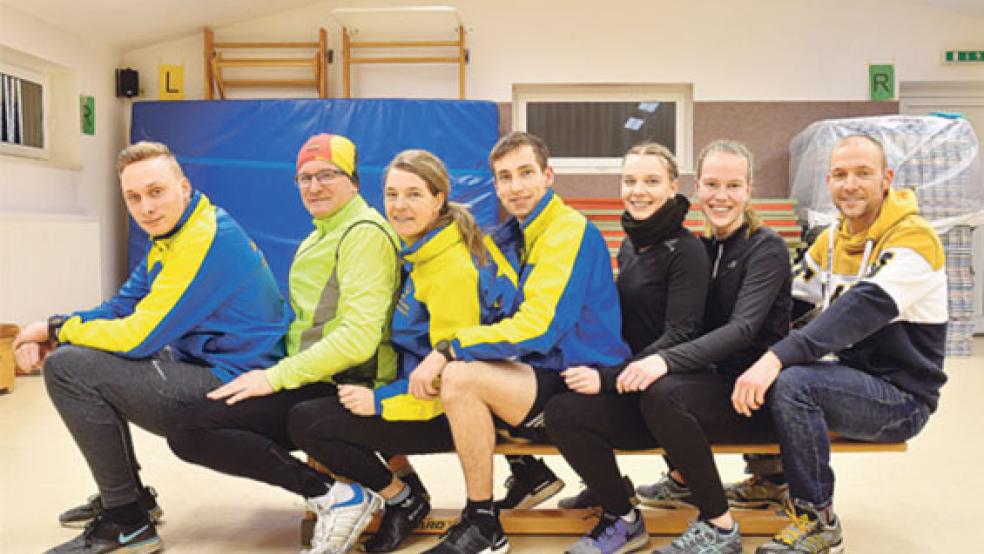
[772,188,948,411]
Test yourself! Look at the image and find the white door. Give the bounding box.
[900,81,984,333]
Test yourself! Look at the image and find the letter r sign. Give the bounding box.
[869,64,894,101]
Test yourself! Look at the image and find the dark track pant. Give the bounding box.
[166,382,337,498]
[547,373,775,519]
[44,345,222,508]
[287,395,455,492]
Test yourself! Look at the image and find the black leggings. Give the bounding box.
[166,382,336,498]
[546,373,775,519]
[287,395,455,492]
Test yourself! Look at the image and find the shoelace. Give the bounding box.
[586,513,620,541]
[670,521,714,549]
[774,508,814,545]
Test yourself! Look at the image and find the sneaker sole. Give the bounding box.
[615,532,650,554]
[510,479,565,510]
[60,507,165,530]
[636,497,695,509]
[117,536,163,554]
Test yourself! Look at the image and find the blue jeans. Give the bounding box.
[769,362,931,508]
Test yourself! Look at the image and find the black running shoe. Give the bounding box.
[422,513,509,554]
[363,491,431,553]
[59,487,163,529]
[46,516,162,554]
[495,458,564,510]
[558,476,637,510]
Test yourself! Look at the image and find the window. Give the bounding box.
[0,62,47,159]
[513,84,693,173]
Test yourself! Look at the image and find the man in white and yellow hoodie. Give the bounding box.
[733,135,947,554]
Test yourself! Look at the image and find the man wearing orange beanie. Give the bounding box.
[166,133,402,554]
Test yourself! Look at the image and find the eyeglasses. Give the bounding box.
[295,169,348,188]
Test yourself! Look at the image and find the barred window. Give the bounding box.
[1,64,46,158]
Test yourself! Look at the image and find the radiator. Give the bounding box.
[0,213,102,325]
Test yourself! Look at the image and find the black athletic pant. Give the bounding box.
[287,395,455,492]
[166,382,337,498]
[547,373,775,520]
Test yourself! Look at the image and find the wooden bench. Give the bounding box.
[565,197,805,271]
[301,437,906,543]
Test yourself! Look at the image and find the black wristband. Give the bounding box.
[47,315,68,344]
[435,340,454,362]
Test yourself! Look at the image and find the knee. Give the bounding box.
[42,345,89,389]
[772,366,811,402]
[286,398,339,450]
[439,361,476,403]
[639,376,676,415]
[544,393,587,442]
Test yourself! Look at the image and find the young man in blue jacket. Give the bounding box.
[408,132,631,554]
[13,141,289,554]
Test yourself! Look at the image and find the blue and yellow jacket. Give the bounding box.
[57,191,289,382]
[373,223,516,420]
[451,190,630,370]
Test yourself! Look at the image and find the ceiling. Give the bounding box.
[0,0,324,50]
[2,0,983,53]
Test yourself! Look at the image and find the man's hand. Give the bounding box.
[732,351,782,417]
[562,366,600,395]
[12,321,52,372]
[338,384,376,416]
[616,354,667,394]
[207,369,274,405]
[409,349,447,400]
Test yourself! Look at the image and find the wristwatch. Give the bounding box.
[47,314,68,344]
[435,340,455,362]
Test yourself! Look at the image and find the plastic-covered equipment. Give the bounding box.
[789,114,983,357]
[128,98,500,294]
[789,115,982,231]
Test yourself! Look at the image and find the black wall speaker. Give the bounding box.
[116,68,139,98]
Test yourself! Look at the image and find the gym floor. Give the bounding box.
[2,338,980,553]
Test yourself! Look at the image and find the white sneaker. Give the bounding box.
[304,482,383,554]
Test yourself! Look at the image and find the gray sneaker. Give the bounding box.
[59,487,163,529]
[654,520,742,554]
[755,502,844,554]
[724,476,789,508]
[635,473,694,507]
[565,510,649,554]
[306,482,383,554]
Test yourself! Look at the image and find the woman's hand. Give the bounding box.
[562,366,601,395]
[409,349,447,400]
[616,354,668,393]
[338,385,377,416]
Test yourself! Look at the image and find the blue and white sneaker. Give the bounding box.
[305,481,383,554]
[566,509,649,554]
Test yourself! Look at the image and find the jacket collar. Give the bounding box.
[312,195,366,233]
[153,190,205,242]
[402,223,462,265]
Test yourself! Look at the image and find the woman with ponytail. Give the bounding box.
[285,149,517,553]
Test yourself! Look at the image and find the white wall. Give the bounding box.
[0,5,125,320]
[123,0,984,102]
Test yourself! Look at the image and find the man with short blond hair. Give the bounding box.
[14,140,289,554]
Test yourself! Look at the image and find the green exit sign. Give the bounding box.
[945,50,984,63]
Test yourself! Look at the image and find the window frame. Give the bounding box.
[512,83,693,174]
[0,60,50,161]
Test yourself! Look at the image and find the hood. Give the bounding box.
[836,187,919,254]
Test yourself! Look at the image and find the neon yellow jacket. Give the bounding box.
[265,195,400,391]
